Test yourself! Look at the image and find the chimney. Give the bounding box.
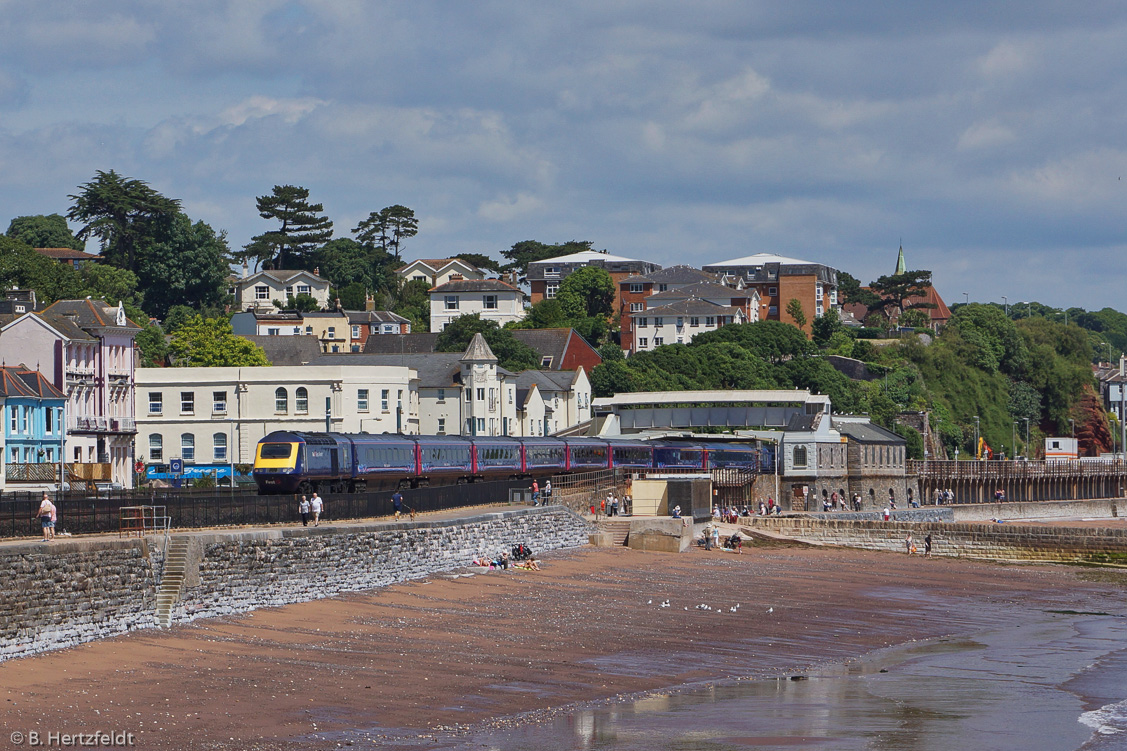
[365,292,375,312]
[242,261,248,279]
[314,267,320,277]
[1120,354,1125,377]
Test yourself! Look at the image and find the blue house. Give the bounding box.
[1,365,67,491]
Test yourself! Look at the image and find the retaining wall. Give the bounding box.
[0,507,592,662]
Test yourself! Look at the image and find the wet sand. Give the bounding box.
[1,543,1125,749]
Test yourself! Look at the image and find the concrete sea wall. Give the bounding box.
[0,507,593,662]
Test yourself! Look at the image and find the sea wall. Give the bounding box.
[0,507,592,662]
[744,516,1127,563]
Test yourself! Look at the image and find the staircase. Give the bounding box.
[155,536,189,628]
[597,519,632,546]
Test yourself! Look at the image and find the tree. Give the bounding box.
[6,214,84,250]
[500,240,593,280]
[508,298,569,330]
[136,214,230,319]
[434,314,539,371]
[785,298,807,330]
[898,308,930,329]
[67,170,181,273]
[556,266,616,319]
[337,282,367,311]
[170,316,271,367]
[391,279,431,332]
[244,185,333,270]
[837,271,879,307]
[276,293,321,312]
[313,237,394,293]
[691,320,813,364]
[453,252,502,273]
[353,205,417,260]
[811,310,845,346]
[867,270,936,323]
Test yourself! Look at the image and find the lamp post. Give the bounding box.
[963,292,969,306]
[1002,296,1008,316]
[1012,421,1017,459]
[1023,417,1031,456]
[973,415,980,459]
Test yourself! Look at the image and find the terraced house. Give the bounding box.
[0,365,67,493]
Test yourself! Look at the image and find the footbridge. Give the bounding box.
[592,389,830,434]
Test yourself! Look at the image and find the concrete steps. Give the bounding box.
[597,519,631,546]
[155,536,189,628]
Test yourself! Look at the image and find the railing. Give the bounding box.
[110,417,137,432]
[910,459,1127,480]
[5,462,110,484]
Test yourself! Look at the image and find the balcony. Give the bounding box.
[5,462,111,484]
[68,416,111,433]
[110,417,137,433]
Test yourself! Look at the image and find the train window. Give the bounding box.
[260,443,294,459]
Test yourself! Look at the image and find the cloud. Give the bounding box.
[477,193,544,222]
[957,120,1017,150]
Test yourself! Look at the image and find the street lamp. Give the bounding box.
[963,292,969,306]
[1002,296,1008,316]
[973,415,980,459]
[1012,421,1017,459]
[1023,417,1031,455]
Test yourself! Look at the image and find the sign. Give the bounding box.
[134,460,144,474]
[169,458,183,474]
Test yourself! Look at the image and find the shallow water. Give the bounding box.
[412,612,1127,751]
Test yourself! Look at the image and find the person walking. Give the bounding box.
[310,492,323,526]
[711,524,721,551]
[924,533,933,557]
[543,479,551,504]
[36,493,56,542]
[905,533,914,555]
[531,479,540,506]
[704,523,713,550]
[392,490,404,520]
[299,495,311,527]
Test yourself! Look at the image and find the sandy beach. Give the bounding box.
[2,541,1125,749]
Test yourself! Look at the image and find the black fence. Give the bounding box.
[0,479,531,540]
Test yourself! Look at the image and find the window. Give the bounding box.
[381,389,390,411]
[437,388,446,402]
[544,266,559,277]
[637,317,648,328]
[540,356,553,368]
[654,317,663,327]
[180,392,194,414]
[658,283,669,292]
[295,387,308,413]
[768,305,778,316]
[181,433,195,462]
[630,302,644,312]
[382,324,395,334]
[444,296,459,310]
[476,417,485,433]
[327,326,335,339]
[437,417,446,434]
[484,295,498,310]
[705,316,715,326]
[297,284,311,295]
[638,337,648,348]
[305,325,313,334]
[358,389,369,411]
[654,337,664,346]
[545,282,559,299]
[690,317,700,327]
[629,283,643,293]
[255,286,269,300]
[352,325,361,339]
[149,392,162,414]
[9,406,16,433]
[768,286,777,296]
[676,317,684,327]
[793,445,807,468]
[476,388,485,401]
[45,408,54,435]
[275,387,288,413]
[213,433,227,461]
[213,391,227,413]
[413,275,426,282]
[267,327,280,336]
[508,389,513,403]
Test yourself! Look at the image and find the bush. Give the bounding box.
[856,328,884,339]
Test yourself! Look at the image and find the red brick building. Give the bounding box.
[527,250,660,315]
[702,254,839,337]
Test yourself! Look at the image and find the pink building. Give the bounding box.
[0,299,140,487]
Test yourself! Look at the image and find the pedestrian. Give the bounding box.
[711,524,721,550]
[543,479,551,504]
[671,504,681,519]
[310,492,323,526]
[905,533,914,555]
[35,493,55,542]
[883,506,891,521]
[704,523,713,550]
[611,494,619,517]
[531,479,540,506]
[924,533,933,557]
[299,495,311,527]
[600,494,607,518]
[392,490,404,520]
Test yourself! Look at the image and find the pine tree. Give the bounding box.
[353,205,417,260]
[244,185,333,270]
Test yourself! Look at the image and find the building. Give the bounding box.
[702,253,839,335]
[397,258,486,287]
[631,298,749,352]
[135,364,419,475]
[832,416,912,508]
[33,248,100,269]
[300,311,352,353]
[618,266,725,350]
[230,310,306,337]
[229,268,331,313]
[0,366,67,492]
[840,247,951,332]
[239,335,323,366]
[511,369,592,436]
[429,279,525,331]
[346,309,411,352]
[526,250,660,313]
[0,299,140,487]
[361,329,602,372]
[0,289,39,316]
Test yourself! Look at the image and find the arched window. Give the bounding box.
[213,433,227,462]
[295,387,309,413]
[792,445,807,468]
[181,433,195,462]
[149,434,163,462]
[275,387,288,413]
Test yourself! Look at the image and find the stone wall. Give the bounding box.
[0,507,593,662]
[743,516,1127,563]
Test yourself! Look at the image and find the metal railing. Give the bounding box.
[911,459,1127,480]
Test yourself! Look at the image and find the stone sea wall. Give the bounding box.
[0,507,593,662]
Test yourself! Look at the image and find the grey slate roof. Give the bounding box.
[315,352,465,388]
[431,279,522,294]
[461,333,498,363]
[363,333,440,354]
[632,298,742,317]
[620,265,720,285]
[646,281,750,302]
[42,298,142,332]
[511,369,574,393]
[346,310,410,325]
[832,418,905,444]
[242,335,323,366]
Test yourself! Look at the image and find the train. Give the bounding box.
[252,430,772,495]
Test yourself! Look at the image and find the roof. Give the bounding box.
[831,417,905,444]
[236,269,327,285]
[430,279,522,294]
[705,252,820,267]
[363,333,440,354]
[461,333,498,363]
[240,335,323,366]
[511,369,576,393]
[530,250,646,265]
[593,389,832,409]
[345,310,410,325]
[316,352,465,388]
[41,299,141,332]
[34,247,99,261]
[621,266,719,285]
[397,258,482,275]
[646,281,752,302]
[0,365,65,399]
[633,297,743,317]
[0,311,96,342]
[510,329,575,367]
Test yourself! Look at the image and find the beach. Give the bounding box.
[1,543,1125,749]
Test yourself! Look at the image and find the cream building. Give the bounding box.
[397,258,485,287]
[429,280,525,331]
[229,268,332,313]
[135,365,419,471]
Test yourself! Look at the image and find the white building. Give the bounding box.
[397,258,486,287]
[429,279,525,331]
[135,364,419,471]
[0,299,139,487]
[229,268,332,313]
[631,298,748,351]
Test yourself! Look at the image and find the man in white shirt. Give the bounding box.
[311,493,323,526]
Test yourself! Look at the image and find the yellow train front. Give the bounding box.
[252,431,307,494]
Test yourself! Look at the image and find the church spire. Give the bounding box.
[895,244,906,275]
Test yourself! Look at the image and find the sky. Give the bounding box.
[1,1,1125,311]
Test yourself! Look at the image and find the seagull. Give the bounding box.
[648,599,653,605]
[767,607,774,614]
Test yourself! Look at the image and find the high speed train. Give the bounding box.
[252,430,770,495]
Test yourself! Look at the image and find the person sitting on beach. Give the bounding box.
[726,531,743,554]
[513,558,541,571]
[671,505,682,519]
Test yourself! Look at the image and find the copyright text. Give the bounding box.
[9,730,135,747]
